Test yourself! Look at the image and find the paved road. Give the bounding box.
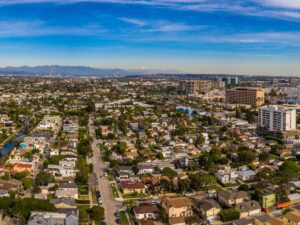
[88,115,122,225]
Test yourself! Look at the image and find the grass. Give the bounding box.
[270,153,280,159]
[120,211,129,225]
[79,194,90,200]
[107,170,114,181]
[78,204,91,225]
[111,183,120,198]
[77,204,90,211]
[92,191,98,204]
[223,183,237,188]
[79,185,89,195]
[122,192,148,199]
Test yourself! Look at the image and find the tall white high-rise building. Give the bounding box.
[258,105,297,132]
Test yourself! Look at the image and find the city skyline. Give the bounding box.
[1,0,300,76]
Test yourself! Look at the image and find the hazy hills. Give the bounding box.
[0,65,180,76]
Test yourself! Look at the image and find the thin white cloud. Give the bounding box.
[1,0,300,22]
[204,32,300,46]
[119,17,147,26]
[260,0,300,9]
[0,20,105,38]
[141,21,202,32]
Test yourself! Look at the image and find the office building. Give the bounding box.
[217,77,239,85]
[226,88,265,106]
[258,105,297,132]
[179,80,225,95]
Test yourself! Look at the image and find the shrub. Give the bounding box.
[219,208,240,222]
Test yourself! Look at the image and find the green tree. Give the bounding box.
[162,167,178,179]
[189,173,216,191]
[1,172,10,180]
[219,208,240,222]
[48,155,61,165]
[15,171,28,180]
[278,161,300,182]
[259,152,270,161]
[194,134,205,146]
[237,150,255,164]
[199,153,216,173]
[238,184,250,191]
[178,179,191,193]
[77,139,92,158]
[235,107,241,118]
[257,167,274,181]
[89,206,104,220]
[35,171,54,186]
[0,197,14,215]
[11,198,56,221]
[22,177,32,189]
[210,147,221,162]
[160,179,172,193]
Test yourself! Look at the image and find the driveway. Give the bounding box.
[88,115,122,225]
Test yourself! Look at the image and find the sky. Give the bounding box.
[1,0,300,76]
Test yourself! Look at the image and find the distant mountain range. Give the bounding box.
[0,65,181,76]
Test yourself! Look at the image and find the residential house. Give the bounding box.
[27,211,78,225]
[0,189,9,197]
[168,217,186,225]
[134,205,160,220]
[237,166,257,181]
[120,180,146,194]
[218,190,249,207]
[288,193,300,205]
[47,164,77,179]
[235,201,261,218]
[40,183,56,195]
[55,183,78,199]
[232,218,255,225]
[9,162,34,175]
[198,199,221,221]
[50,197,77,209]
[137,164,155,175]
[284,211,300,225]
[215,166,238,184]
[162,197,193,218]
[260,189,276,212]
[266,217,288,225]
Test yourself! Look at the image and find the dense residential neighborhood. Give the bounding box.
[0,76,300,225]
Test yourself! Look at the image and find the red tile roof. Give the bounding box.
[121,181,145,190]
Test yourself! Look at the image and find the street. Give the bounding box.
[88,115,122,225]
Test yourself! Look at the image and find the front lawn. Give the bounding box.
[79,185,89,195]
[111,183,120,198]
[120,211,129,225]
[122,192,148,199]
[107,171,114,181]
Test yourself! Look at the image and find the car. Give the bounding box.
[114,212,120,218]
[100,220,106,225]
[150,200,158,205]
[96,191,101,198]
[115,218,121,224]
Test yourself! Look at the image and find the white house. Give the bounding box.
[134,205,160,220]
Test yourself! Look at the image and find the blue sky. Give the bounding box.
[1,0,300,75]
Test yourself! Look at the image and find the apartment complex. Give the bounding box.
[258,105,297,132]
[179,80,225,95]
[226,88,265,106]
